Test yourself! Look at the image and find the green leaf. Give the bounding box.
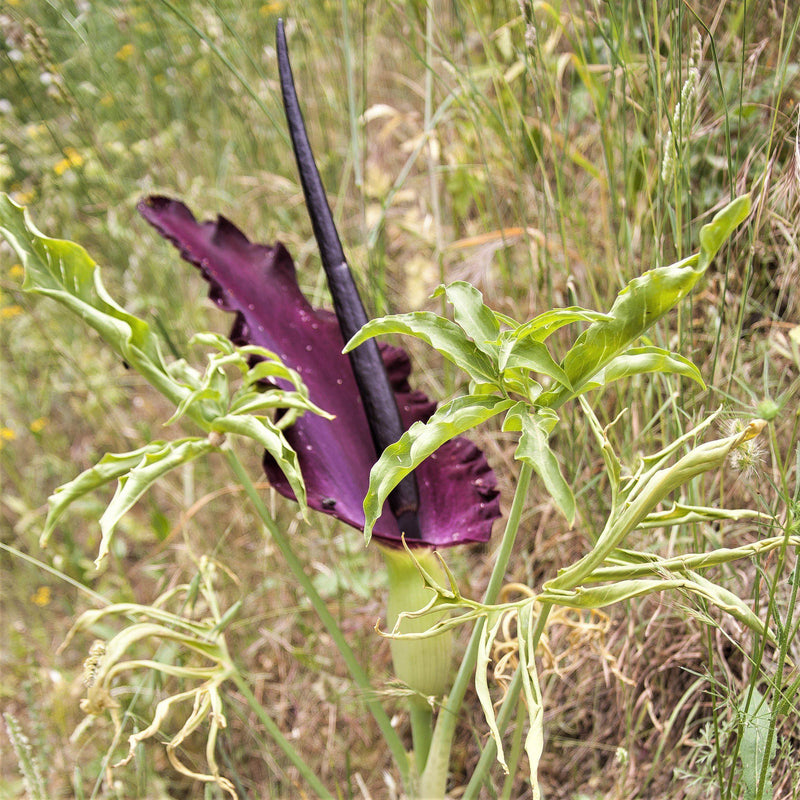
[511,307,612,342]
[580,346,705,391]
[191,334,306,393]
[546,417,766,592]
[40,443,167,549]
[212,414,307,515]
[517,604,544,799]
[431,281,500,357]
[344,311,498,384]
[503,403,576,524]
[475,612,509,774]
[638,502,763,529]
[0,194,184,408]
[697,194,752,273]
[583,534,796,581]
[499,369,542,403]
[243,359,306,390]
[166,381,226,427]
[539,576,767,637]
[363,395,515,542]
[97,438,215,567]
[579,395,622,505]
[739,687,775,800]
[228,388,332,419]
[538,195,750,407]
[498,337,572,389]
[684,572,769,637]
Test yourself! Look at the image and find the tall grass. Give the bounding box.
[1,1,797,797]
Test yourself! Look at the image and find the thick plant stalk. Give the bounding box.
[380,545,454,773]
[381,545,453,698]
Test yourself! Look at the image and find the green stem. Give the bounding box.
[222,446,411,789]
[230,671,335,799]
[418,462,534,797]
[409,696,434,774]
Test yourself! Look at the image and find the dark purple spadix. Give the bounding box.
[276,19,421,539]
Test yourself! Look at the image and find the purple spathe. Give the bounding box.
[138,195,500,547]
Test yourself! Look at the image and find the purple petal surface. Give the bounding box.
[138,196,500,547]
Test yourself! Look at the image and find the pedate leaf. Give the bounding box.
[474,611,509,774]
[538,576,767,636]
[363,395,515,542]
[100,622,225,670]
[1,196,324,557]
[344,311,499,385]
[584,534,797,581]
[697,196,752,272]
[580,346,705,391]
[228,389,331,420]
[579,395,623,505]
[0,194,184,409]
[165,373,228,427]
[41,443,167,549]
[243,359,307,391]
[510,306,612,343]
[538,195,751,408]
[637,502,765,529]
[498,337,572,389]
[502,403,576,524]
[212,414,307,512]
[61,601,219,653]
[431,281,501,357]
[517,604,544,799]
[546,417,766,592]
[97,438,216,567]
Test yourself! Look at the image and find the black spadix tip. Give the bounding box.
[276,18,421,536]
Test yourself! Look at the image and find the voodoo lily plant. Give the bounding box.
[1,17,794,800]
[137,19,501,749]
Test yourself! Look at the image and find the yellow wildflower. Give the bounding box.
[31,586,52,607]
[53,147,84,176]
[30,417,47,433]
[115,43,135,61]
